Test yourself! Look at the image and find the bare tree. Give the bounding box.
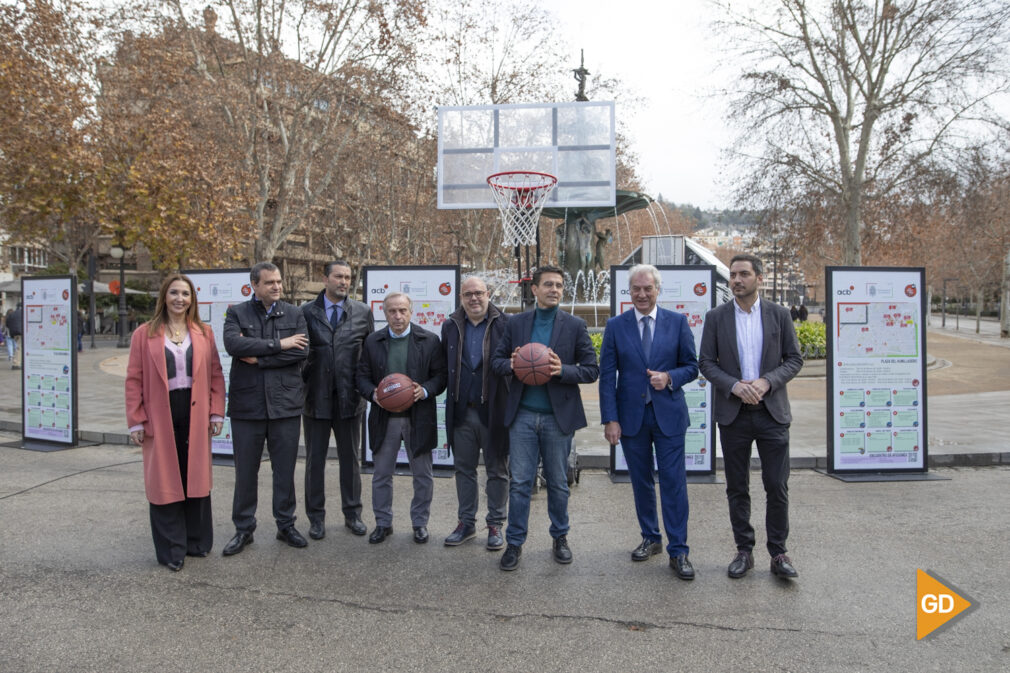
[717,0,1010,265]
[159,0,426,263]
[421,0,572,273]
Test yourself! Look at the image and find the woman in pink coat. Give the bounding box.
[125,274,225,571]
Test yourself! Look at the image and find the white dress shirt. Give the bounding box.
[734,297,763,382]
[634,305,659,341]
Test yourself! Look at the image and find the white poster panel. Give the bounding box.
[186,269,252,456]
[827,267,927,472]
[608,266,716,475]
[362,266,460,469]
[21,276,76,444]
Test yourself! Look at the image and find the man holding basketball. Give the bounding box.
[599,264,699,580]
[441,276,510,551]
[356,292,446,545]
[491,265,599,571]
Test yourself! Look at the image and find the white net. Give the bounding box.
[487,171,558,246]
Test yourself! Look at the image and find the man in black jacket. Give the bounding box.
[440,276,509,550]
[222,262,309,556]
[301,261,374,540]
[356,292,446,545]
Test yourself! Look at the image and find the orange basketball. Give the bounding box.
[514,342,552,386]
[376,373,415,412]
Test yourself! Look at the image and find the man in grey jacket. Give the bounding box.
[301,261,374,540]
[222,262,309,556]
[699,253,803,580]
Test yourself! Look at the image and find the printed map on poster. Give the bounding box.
[26,304,71,351]
[837,302,918,358]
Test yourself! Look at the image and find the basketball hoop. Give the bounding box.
[487,171,557,247]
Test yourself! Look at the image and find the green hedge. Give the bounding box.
[795,321,826,359]
[590,331,603,361]
[590,321,826,361]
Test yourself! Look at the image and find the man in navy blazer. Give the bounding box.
[599,264,699,580]
[491,265,599,571]
[699,253,803,580]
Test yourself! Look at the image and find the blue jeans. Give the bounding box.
[505,409,572,546]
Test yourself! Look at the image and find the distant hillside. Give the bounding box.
[656,196,762,231]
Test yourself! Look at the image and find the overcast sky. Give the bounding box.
[544,1,731,209]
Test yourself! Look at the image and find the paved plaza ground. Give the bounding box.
[0,320,1007,671]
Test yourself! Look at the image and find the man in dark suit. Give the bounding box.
[699,253,803,579]
[222,262,310,556]
[599,264,699,580]
[491,265,599,571]
[301,260,374,540]
[441,276,509,550]
[356,292,447,545]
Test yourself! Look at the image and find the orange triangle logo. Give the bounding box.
[916,569,976,640]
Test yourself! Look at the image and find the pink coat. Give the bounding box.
[125,322,225,505]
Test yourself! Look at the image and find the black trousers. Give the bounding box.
[149,388,213,565]
[719,405,790,557]
[230,416,301,533]
[303,404,364,523]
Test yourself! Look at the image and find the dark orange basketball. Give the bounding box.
[376,373,415,412]
[514,342,552,386]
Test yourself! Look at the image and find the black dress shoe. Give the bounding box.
[771,554,799,579]
[670,554,695,581]
[345,516,367,536]
[276,526,308,548]
[728,550,754,579]
[166,559,184,572]
[369,525,392,544]
[500,543,522,571]
[222,531,254,556]
[631,538,663,562]
[309,520,325,540]
[413,526,429,544]
[552,535,573,564]
[186,550,210,558]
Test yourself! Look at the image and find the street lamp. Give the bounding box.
[109,243,129,348]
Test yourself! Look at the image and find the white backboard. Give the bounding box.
[437,101,617,209]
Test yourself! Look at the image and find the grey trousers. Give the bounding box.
[452,408,509,527]
[371,416,433,528]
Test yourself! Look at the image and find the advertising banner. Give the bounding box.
[826,267,928,473]
[361,266,460,469]
[186,269,252,456]
[608,265,716,476]
[21,276,78,446]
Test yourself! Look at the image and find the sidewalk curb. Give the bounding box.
[4,418,1002,470]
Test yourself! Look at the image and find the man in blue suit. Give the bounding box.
[599,264,699,580]
[491,265,599,571]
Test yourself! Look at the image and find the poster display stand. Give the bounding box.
[185,269,251,458]
[824,267,944,482]
[360,266,459,471]
[606,265,717,482]
[8,276,91,451]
